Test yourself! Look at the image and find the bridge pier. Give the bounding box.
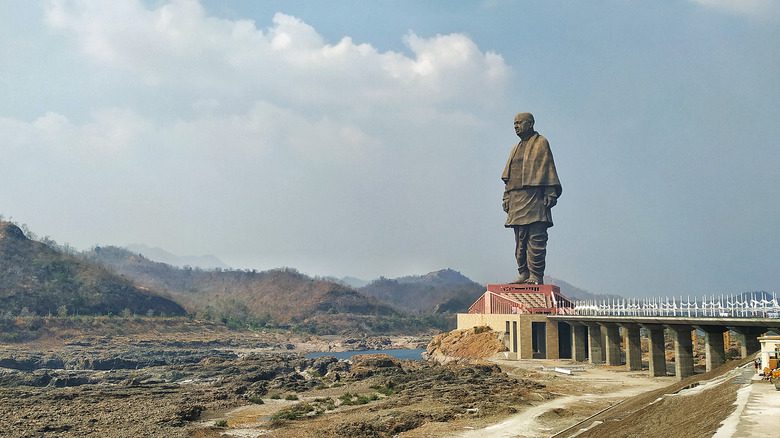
[587,324,605,364]
[669,325,695,379]
[571,323,588,362]
[543,311,780,380]
[601,323,622,366]
[699,326,727,372]
[733,327,764,358]
[622,324,642,371]
[644,325,667,377]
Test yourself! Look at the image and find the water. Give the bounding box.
[305,348,425,361]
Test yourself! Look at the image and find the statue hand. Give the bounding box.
[544,195,557,208]
[502,199,509,213]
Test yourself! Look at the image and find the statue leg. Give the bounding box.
[513,226,529,283]
[526,222,549,284]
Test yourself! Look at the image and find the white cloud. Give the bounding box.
[690,0,780,19]
[4,0,514,279]
[39,0,510,170]
[0,101,378,167]
[1,108,150,156]
[44,0,509,109]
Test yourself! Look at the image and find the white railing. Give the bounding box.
[573,292,780,319]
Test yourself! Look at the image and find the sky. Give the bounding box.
[1,0,779,297]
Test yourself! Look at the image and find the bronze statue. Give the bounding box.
[501,113,562,284]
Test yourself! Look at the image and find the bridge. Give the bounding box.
[459,285,780,379]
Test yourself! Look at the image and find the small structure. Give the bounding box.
[458,284,575,360]
[759,335,780,371]
[467,283,574,315]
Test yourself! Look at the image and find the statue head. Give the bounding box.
[514,112,535,138]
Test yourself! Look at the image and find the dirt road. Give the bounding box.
[454,360,672,438]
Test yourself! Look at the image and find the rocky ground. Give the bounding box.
[1,321,756,437]
[0,319,433,437]
[1,320,537,437]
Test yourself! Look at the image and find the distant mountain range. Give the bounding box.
[83,246,432,334]
[357,269,485,314]
[544,276,622,302]
[0,219,619,334]
[126,244,228,269]
[335,276,370,289]
[0,222,185,317]
[117,246,617,307]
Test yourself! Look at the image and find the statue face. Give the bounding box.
[514,119,534,137]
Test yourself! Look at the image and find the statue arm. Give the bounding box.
[543,186,558,208]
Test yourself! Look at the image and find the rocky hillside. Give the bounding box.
[0,222,185,317]
[84,246,430,334]
[358,269,485,314]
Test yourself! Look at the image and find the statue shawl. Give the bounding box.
[501,132,562,197]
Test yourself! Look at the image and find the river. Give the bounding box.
[305,348,425,361]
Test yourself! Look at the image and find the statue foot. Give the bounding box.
[511,271,530,284]
[524,276,542,285]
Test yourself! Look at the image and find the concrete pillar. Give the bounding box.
[602,323,622,366]
[572,324,588,362]
[519,319,533,359]
[623,324,642,371]
[670,325,695,379]
[700,326,727,372]
[545,319,560,359]
[587,324,604,364]
[645,325,667,377]
[733,327,765,358]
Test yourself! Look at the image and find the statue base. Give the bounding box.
[486,283,561,295]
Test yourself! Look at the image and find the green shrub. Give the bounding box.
[214,419,228,428]
[248,396,264,404]
[338,392,379,406]
[284,394,299,400]
[370,384,395,396]
[270,403,317,426]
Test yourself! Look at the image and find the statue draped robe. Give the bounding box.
[501,132,562,227]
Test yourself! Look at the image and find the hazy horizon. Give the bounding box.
[2,1,779,297]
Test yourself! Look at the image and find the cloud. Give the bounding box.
[44,0,509,110]
[0,108,150,156]
[0,101,378,169]
[8,0,514,278]
[40,0,510,172]
[689,0,780,19]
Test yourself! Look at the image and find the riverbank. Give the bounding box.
[0,320,432,437]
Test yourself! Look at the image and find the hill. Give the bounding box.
[84,246,433,334]
[358,269,485,314]
[545,275,623,301]
[0,222,185,317]
[125,243,228,269]
[356,270,618,314]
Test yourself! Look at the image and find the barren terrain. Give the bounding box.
[0,322,764,438]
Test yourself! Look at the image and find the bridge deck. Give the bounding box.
[549,315,780,328]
